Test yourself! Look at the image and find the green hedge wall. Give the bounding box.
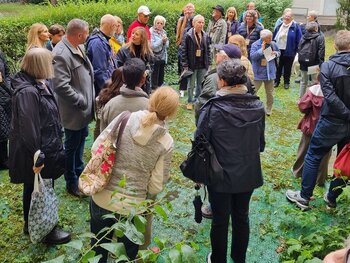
[0,0,291,71]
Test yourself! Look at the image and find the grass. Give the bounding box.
[0,17,343,262]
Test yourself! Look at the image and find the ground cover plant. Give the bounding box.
[0,2,347,263]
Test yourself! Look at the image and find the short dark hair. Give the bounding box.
[122,58,146,89]
[217,59,247,86]
[49,24,65,35]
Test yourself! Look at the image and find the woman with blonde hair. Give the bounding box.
[225,7,239,42]
[228,34,254,81]
[109,16,125,56]
[116,26,154,93]
[9,48,70,244]
[26,23,50,50]
[90,86,179,261]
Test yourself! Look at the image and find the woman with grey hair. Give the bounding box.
[9,48,70,244]
[196,59,265,263]
[150,15,169,90]
[250,29,280,115]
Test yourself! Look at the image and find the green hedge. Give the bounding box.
[0,0,291,71]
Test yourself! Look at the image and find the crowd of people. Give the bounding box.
[0,2,349,263]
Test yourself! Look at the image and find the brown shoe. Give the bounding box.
[186,103,193,110]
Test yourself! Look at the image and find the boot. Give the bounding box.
[42,226,71,245]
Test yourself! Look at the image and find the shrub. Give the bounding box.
[336,0,350,29]
[0,0,291,72]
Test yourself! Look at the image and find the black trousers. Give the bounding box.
[177,50,188,91]
[0,140,8,165]
[276,50,295,85]
[208,189,253,263]
[151,60,166,89]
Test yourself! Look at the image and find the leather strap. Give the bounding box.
[110,111,131,149]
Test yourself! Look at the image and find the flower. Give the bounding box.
[100,160,112,174]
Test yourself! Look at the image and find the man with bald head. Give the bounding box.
[87,14,118,96]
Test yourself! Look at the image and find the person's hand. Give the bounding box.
[262,41,266,50]
[162,35,168,43]
[33,164,44,174]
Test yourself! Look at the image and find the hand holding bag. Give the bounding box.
[334,143,350,178]
[180,104,223,185]
[28,150,59,244]
[78,111,131,196]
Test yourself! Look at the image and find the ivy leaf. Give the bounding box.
[100,242,127,258]
[112,222,126,238]
[138,249,158,262]
[124,220,144,245]
[181,244,196,262]
[154,236,167,250]
[168,249,181,263]
[159,255,171,263]
[287,244,302,255]
[64,240,83,251]
[88,255,102,263]
[134,214,147,233]
[118,175,126,188]
[41,255,65,263]
[154,205,168,221]
[81,251,96,263]
[115,255,130,263]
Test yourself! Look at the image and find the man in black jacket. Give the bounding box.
[286,30,350,210]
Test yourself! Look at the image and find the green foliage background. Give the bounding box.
[0,0,292,71]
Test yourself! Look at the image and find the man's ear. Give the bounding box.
[138,74,146,87]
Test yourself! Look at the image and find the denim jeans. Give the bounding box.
[188,68,206,103]
[64,126,88,190]
[301,116,350,200]
[89,199,139,262]
[208,189,253,263]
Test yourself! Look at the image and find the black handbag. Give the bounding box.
[180,104,223,185]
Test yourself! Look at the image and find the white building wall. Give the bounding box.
[292,0,338,16]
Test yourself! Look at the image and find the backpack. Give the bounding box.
[298,37,318,66]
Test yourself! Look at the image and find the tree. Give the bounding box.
[336,0,350,29]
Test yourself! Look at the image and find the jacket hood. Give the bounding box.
[303,31,320,40]
[329,52,350,67]
[129,110,167,146]
[86,28,109,45]
[210,94,265,128]
[11,71,37,94]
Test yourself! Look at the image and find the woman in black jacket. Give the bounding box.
[0,50,11,169]
[9,48,70,244]
[196,59,265,263]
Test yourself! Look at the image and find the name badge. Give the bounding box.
[261,58,267,66]
[245,38,250,46]
[196,49,201,57]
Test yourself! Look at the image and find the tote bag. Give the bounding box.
[78,111,130,196]
[28,150,58,243]
[334,143,350,178]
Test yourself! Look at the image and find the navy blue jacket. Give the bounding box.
[87,29,117,96]
[237,23,263,57]
[320,52,350,121]
[273,22,302,57]
[196,93,265,193]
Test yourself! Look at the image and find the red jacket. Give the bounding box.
[127,20,151,42]
[297,84,324,136]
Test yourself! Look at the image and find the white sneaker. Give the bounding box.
[206,252,212,263]
[179,90,185,98]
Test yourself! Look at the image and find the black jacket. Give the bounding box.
[298,31,325,70]
[9,72,65,184]
[196,93,265,193]
[0,51,11,142]
[181,28,211,70]
[320,52,350,121]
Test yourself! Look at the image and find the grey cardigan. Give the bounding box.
[52,37,95,130]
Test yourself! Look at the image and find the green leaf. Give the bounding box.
[112,222,126,238]
[304,258,323,263]
[124,220,144,245]
[138,250,156,262]
[115,255,129,263]
[88,255,102,263]
[287,244,302,255]
[64,240,83,251]
[100,242,126,258]
[159,255,171,263]
[118,175,126,188]
[81,251,96,263]
[168,249,181,263]
[133,214,147,234]
[190,241,199,250]
[41,255,65,263]
[154,205,168,221]
[181,244,196,262]
[78,232,96,239]
[154,236,167,250]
